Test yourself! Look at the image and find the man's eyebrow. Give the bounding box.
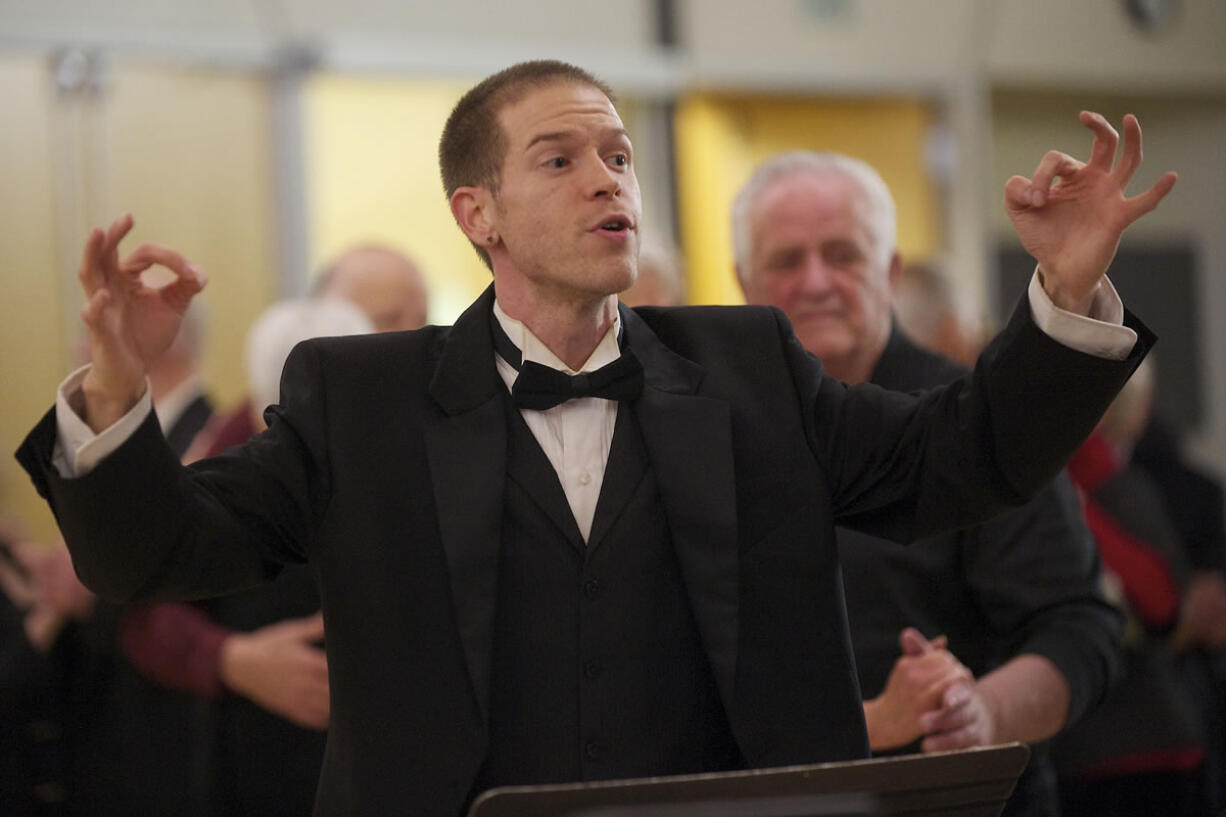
[525,131,573,151]
[524,127,631,152]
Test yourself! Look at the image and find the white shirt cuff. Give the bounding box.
[1026,270,1137,361]
[52,365,153,478]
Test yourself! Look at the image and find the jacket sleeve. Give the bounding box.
[786,294,1155,545]
[15,340,332,604]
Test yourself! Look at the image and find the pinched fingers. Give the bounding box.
[122,242,196,281]
[1029,150,1086,206]
[122,242,208,308]
[1003,154,1081,213]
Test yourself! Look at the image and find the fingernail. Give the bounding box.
[1030,189,1045,207]
[947,685,969,706]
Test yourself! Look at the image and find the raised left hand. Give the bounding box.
[1005,112,1176,314]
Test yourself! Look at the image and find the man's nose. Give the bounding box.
[797,254,835,293]
[585,154,622,199]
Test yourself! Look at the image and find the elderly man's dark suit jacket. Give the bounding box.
[17,286,1152,816]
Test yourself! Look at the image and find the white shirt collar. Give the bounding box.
[492,300,622,375]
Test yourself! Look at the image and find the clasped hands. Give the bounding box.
[864,627,993,753]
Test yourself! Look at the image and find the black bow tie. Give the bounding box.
[491,312,644,411]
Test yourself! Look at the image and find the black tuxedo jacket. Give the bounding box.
[18,286,1152,816]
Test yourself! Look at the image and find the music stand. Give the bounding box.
[468,742,1030,817]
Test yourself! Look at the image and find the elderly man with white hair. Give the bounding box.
[735,151,1123,817]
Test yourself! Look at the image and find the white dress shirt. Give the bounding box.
[492,300,621,543]
[52,274,1138,537]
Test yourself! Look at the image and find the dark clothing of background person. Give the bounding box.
[121,398,326,817]
[1,535,73,817]
[66,392,215,817]
[1133,422,1226,814]
[1054,431,1213,816]
[838,327,1123,817]
[18,287,1152,817]
[1132,420,1226,575]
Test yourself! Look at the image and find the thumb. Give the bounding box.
[899,627,934,657]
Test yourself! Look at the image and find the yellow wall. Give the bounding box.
[0,57,275,541]
[675,94,941,305]
[303,75,491,325]
[0,57,65,542]
[101,62,276,411]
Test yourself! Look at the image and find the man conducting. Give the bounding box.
[19,61,1172,816]
[734,151,1124,817]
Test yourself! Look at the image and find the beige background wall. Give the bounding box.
[0,55,275,541]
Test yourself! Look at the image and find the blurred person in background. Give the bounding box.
[734,150,1123,817]
[1130,379,1226,813]
[184,242,429,457]
[618,235,685,307]
[1,506,91,817]
[122,297,375,817]
[0,300,215,817]
[1055,358,1226,817]
[311,244,429,333]
[890,258,987,368]
[52,300,217,817]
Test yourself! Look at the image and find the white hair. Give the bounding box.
[731,151,897,279]
[245,298,374,414]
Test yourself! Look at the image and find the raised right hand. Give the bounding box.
[78,214,206,431]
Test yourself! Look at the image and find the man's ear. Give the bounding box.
[886,250,903,291]
[450,186,497,245]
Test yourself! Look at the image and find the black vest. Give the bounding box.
[471,401,743,795]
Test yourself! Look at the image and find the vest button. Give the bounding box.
[583,662,604,679]
[582,578,602,598]
[584,740,603,760]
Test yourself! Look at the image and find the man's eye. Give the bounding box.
[547,157,568,169]
[610,154,628,167]
[825,246,860,266]
[768,252,802,270]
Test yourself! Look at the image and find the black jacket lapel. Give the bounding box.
[424,286,507,725]
[586,405,648,554]
[621,306,741,713]
[505,405,586,552]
